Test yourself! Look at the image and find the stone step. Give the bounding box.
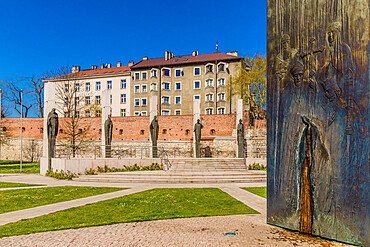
[73,177,266,183]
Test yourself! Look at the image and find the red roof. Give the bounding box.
[46,66,131,81]
[131,52,242,69]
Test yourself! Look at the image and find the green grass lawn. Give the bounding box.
[0,188,258,238]
[0,160,40,173]
[0,182,42,188]
[242,187,267,198]
[0,186,125,214]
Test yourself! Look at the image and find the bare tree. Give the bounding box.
[24,139,42,162]
[53,69,93,157]
[1,80,33,118]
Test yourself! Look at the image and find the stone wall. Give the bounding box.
[1,113,266,160]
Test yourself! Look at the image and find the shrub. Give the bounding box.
[46,170,78,180]
[248,163,267,170]
[85,168,97,175]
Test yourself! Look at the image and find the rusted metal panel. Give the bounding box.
[267,0,369,245]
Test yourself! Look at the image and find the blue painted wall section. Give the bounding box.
[267,0,369,245]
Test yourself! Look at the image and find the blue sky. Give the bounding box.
[0,0,266,79]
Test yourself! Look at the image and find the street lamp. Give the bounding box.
[20,89,23,173]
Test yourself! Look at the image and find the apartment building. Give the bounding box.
[44,62,132,117]
[130,51,243,116]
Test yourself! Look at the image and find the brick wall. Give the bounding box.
[2,113,257,141]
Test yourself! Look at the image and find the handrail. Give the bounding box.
[158,147,171,170]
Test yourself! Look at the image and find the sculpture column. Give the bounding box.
[40,82,56,175]
[236,99,245,158]
[193,99,200,157]
[150,95,158,158]
[101,89,111,157]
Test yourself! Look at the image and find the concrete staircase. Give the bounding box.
[73,158,266,184]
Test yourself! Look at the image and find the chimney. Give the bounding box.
[128,61,134,66]
[192,51,198,56]
[165,51,169,60]
[117,62,122,67]
[107,63,111,68]
[143,56,148,60]
[72,66,80,73]
[101,64,105,69]
[227,51,239,57]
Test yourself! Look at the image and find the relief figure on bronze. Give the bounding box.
[276,34,298,88]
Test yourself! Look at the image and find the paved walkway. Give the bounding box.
[0,174,348,246]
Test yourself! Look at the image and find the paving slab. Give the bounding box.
[0,215,349,247]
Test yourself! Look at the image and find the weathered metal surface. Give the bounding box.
[267,0,369,245]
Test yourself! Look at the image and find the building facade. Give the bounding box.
[44,63,132,117]
[130,51,243,116]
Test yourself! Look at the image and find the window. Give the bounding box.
[141,111,147,116]
[85,96,90,105]
[85,110,90,117]
[75,111,80,118]
[95,95,101,104]
[142,84,147,92]
[175,69,182,77]
[206,64,214,73]
[141,98,147,106]
[134,98,140,106]
[134,111,140,116]
[205,79,214,88]
[76,83,80,92]
[194,81,201,89]
[217,107,225,114]
[96,110,101,117]
[134,72,140,80]
[162,110,170,115]
[151,83,157,91]
[175,110,181,115]
[75,97,79,106]
[110,95,112,104]
[175,96,181,104]
[121,79,126,89]
[206,108,214,115]
[151,69,158,78]
[218,63,225,72]
[135,85,140,93]
[120,109,126,116]
[175,82,181,90]
[142,72,147,80]
[65,97,69,106]
[96,81,101,91]
[217,93,225,101]
[162,82,170,90]
[64,84,69,92]
[163,69,170,77]
[121,94,126,103]
[194,67,201,75]
[86,82,90,91]
[206,93,214,102]
[162,96,170,104]
[217,78,225,87]
[107,81,112,89]
[64,112,69,118]
[194,95,200,100]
